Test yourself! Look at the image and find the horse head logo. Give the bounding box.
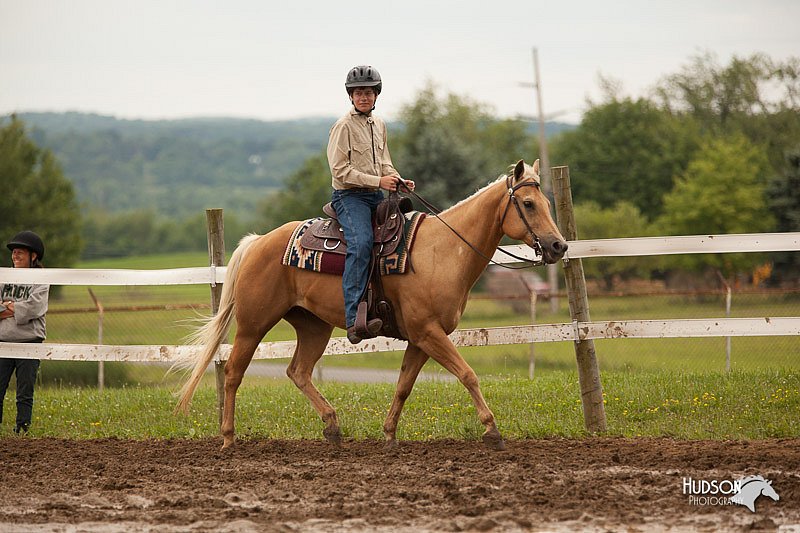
[730,475,780,513]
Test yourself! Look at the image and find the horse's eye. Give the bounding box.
[523,200,534,209]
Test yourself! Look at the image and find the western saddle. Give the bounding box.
[299,193,414,340]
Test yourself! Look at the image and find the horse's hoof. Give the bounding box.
[482,432,506,451]
[384,438,399,451]
[220,440,235,451]
[323,426,342,446]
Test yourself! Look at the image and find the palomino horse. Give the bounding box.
[176,159,568,450]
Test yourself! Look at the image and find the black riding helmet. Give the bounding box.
[7,231,45,261]
[345,65,382,96]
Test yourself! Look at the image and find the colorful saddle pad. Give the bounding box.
[282,211,426,276]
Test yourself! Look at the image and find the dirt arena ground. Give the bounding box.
[1,437,798,532]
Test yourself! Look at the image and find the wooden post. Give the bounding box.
[528,289,537,379]
[716,271,733,372]
[206,209,226,428]
[520,278,538,379]
[725,287,732,372]
[88,288,104,390]
[551,166,607,433]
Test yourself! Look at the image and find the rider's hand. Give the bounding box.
[401,179,415,191]
[379,175,401,191]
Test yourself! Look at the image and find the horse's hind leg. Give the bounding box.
[221,330,266,450]
[414,328,505,451]
[383,344,429,448]
[284,309,339,444]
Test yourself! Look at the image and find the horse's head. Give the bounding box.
[500,159,568,264]
[761,480,780,502]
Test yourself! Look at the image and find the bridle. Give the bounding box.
[499,175,545,265]
[399,176,546,269]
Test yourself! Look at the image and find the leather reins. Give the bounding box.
[398,176,546,269]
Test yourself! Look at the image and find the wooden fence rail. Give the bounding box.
[2,317,798,363]
[1,234,797,286]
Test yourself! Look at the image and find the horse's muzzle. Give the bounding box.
[541,237,568,264]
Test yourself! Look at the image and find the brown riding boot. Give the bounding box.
[347,319,383,344]
[348,300,383,344]
[348,301,383,344]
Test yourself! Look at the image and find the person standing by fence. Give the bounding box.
[0,231,49,434]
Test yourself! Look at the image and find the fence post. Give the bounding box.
[206,209,226,428]
[716,271,733,372]
[551,166,607,433]
[88,288,104,390]
[725,287,732,372]
[520,278,538,379]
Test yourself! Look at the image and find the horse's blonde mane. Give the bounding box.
[440,163,541,215]
[441,176,503,215]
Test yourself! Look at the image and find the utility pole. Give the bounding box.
[532,47,560,314]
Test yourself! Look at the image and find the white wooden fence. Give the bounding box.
[1,232,799,363]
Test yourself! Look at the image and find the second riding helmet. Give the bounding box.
[345,65,382,95]
[6,230,45,261]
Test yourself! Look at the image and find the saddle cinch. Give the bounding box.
[300,193,414,340]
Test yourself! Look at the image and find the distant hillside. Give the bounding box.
[19,112,335,218]
[15,112,575,219]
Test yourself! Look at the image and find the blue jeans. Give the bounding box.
[0,356,40,429]
[332,188,384,328]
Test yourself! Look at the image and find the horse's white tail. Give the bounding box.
[174,233,261,415]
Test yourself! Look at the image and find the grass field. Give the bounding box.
[1,370,797,440]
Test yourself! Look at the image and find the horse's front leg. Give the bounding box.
[383,344,429,448]
[414,328,505,451]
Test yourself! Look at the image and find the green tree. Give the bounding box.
[766,150,800,279]
[656,135,774,277]
[549,97,699,219]
[574,201,653,290]
[80,209,253,259]
[259,150,331,229]
[81,210,163,258]
[0,116,82,267]
[768,150,800,232]
[394,85,532,208]
[654,52,800,172]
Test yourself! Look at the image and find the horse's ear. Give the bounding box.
[513,160,525,181]
[532,159,540,176]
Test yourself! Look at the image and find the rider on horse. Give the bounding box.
[327,65,415,344]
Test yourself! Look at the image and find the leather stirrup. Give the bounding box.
[354,301,370,338]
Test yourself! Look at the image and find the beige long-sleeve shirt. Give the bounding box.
[327,108,400,190]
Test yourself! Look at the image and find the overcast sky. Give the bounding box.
[1,0,798,124]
